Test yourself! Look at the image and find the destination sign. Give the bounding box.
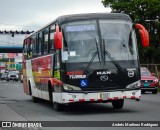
[65,25,96,32]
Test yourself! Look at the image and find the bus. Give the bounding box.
[22,13,149,111]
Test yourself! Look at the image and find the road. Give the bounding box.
[0,81,160,130]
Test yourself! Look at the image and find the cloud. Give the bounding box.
[0,0,111,31]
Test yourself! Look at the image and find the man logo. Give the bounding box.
[97,71,111,75]
[100,75,108,81]
[128,70,134,77]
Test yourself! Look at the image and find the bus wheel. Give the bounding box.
[31,96,39,103]
[112,99,124,109]
[29,81,39,103]
[48,82,53,102]
[53,102,63,111]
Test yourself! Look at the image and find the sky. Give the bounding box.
[0,0,111,31]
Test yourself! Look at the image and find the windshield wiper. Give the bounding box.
[84,38,101,74]
[102,39,124,72]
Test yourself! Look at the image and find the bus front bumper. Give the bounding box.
[53,89,141,104]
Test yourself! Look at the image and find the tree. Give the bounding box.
[102,0,160,64]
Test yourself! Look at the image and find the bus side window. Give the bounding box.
[32,35,36,58]
[36,34,39,56]
[44,28,49,55]
[26,38,31,59]
[36,33,43,56]
[26,38,33,59]
[23,40,27,59]
[29,40,33,58]
[49,25,55,53]
[39,32,43,55]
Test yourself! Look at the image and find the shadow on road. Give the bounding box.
[23,98,140,115]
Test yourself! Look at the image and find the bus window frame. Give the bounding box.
[36,34,39,55]
[49,24,55,53]
[43,28,49,55]
[23,40,28,59]
[27,38,33,59]
[32,34,37,58]
[39,32,43,55]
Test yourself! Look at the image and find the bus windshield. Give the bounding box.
[62,20,99,63]
[62,19,138,63]
[100,20,137,61]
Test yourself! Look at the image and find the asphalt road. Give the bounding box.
[0,80,160,130]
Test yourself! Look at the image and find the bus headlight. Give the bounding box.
[126,80,141,89]
[63,84,82,91]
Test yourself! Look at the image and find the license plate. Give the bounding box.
[100,93,110,100]
[144,82,149,87]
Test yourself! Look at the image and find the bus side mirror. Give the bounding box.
[54,25,62,50]
[135,24,149,47]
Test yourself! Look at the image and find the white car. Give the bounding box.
[6,71,19,81]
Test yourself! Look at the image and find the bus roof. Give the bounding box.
[57,13,131,24]
[25,13,131,39]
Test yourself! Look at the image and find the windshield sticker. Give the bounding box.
[66,25,95,32]
[80,80,88,87]
[69,51,76,56]
[62,51,69,61]
[69,75,86,79]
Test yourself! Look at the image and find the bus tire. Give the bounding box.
[53,102,63,111]
[48,82,53,102]
[112,99,124,109]
[28,81,38,103]
[31,96,39,103]
[52,85,64,111]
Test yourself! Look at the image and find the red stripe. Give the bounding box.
[108,98,112,100]
[69,99,74,102]
[131,96,135,99]
[123,96,126,99]
[79,99,85,102]
[113,97,118,100]
[90,99,95,102]
[98,98,103,102]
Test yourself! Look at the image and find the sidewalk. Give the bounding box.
[0,99,40,130]
[0,97,26,121]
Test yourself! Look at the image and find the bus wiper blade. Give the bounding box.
[102,39,123,72]
[84,38,101,74]
[105,51,123,72]
[84,51,98,74]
